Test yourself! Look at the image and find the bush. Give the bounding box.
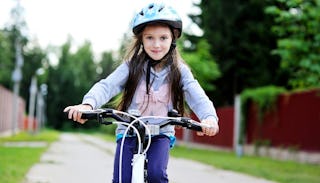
[239,85,286,144]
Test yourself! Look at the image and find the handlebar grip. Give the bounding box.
[80,112,99,120]
[179,118,202,131]
[64,109,103,120]
[186,119,214,132]
[187,122,203,131]
[79,109,106,120]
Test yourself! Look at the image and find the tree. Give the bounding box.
[46,40,98,129]
[96,51,117,81]
[265,0,320,88]
[0,30,14,89]
[20,46,47,103]
[180,38,220,91]
[190,0,287,106]
[0,1,28,92]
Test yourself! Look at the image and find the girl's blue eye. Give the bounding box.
[161,36,168,40]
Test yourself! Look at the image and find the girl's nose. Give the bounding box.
[153,39,160,47]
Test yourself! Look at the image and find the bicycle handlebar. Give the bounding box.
[65,107,214,166]
[66,108,211,132]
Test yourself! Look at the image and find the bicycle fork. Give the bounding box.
[131,125,148,183]
[131,153,147,183]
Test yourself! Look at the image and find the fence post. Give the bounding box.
[182,128,191,142]
[28,76,37,133]
[234,94,243,157]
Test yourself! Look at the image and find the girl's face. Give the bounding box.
[142,24,173,61]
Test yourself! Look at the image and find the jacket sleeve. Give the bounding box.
[82,62,129,109]
[180,63,219,123]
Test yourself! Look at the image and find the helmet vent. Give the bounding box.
[139,11,144,16]
[149,4,154,9]
[158,6,164,12]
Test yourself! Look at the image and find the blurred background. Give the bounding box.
[0,0,319,182]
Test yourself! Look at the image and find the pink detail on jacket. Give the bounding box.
[135,80,171,116]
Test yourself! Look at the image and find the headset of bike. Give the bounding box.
[64,2,219,183]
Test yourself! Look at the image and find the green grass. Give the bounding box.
[170,145,320,183]
[0,147,47,183]
[0,129,60,183]
[0,129,59,143]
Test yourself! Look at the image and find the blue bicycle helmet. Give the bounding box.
[132,3,182,38]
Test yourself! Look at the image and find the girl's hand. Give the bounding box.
[197,118,219,136]
[63,104,93,124]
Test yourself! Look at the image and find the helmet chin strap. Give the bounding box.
[145,41,176,95]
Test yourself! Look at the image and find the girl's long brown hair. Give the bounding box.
[118,24,185,116]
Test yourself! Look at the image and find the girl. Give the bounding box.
[64,2,219,183]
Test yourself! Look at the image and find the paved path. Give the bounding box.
[24,133,276,183]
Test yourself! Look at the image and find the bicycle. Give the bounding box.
[66,108,213,183]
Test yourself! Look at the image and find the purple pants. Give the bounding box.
[112,135,170,183]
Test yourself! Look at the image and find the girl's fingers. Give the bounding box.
[64,105,90,124]
[197,131,204,136]
[201,120,219,136]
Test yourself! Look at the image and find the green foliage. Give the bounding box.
[240,86,286,143]
[181,39,220,91]
[0,27,46,110]
[265,0,320,88]
[20,46,47,102]
[189,0,285,106]
[0,30,14,89]
[99,124,117,136]
[97,51,117,81]
[47,41,94,129]
[46,39,117,129]
[1,20,116,131]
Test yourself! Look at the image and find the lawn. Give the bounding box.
[0,147,46,183]
[0,129,60,183]
[170,145,320,183]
